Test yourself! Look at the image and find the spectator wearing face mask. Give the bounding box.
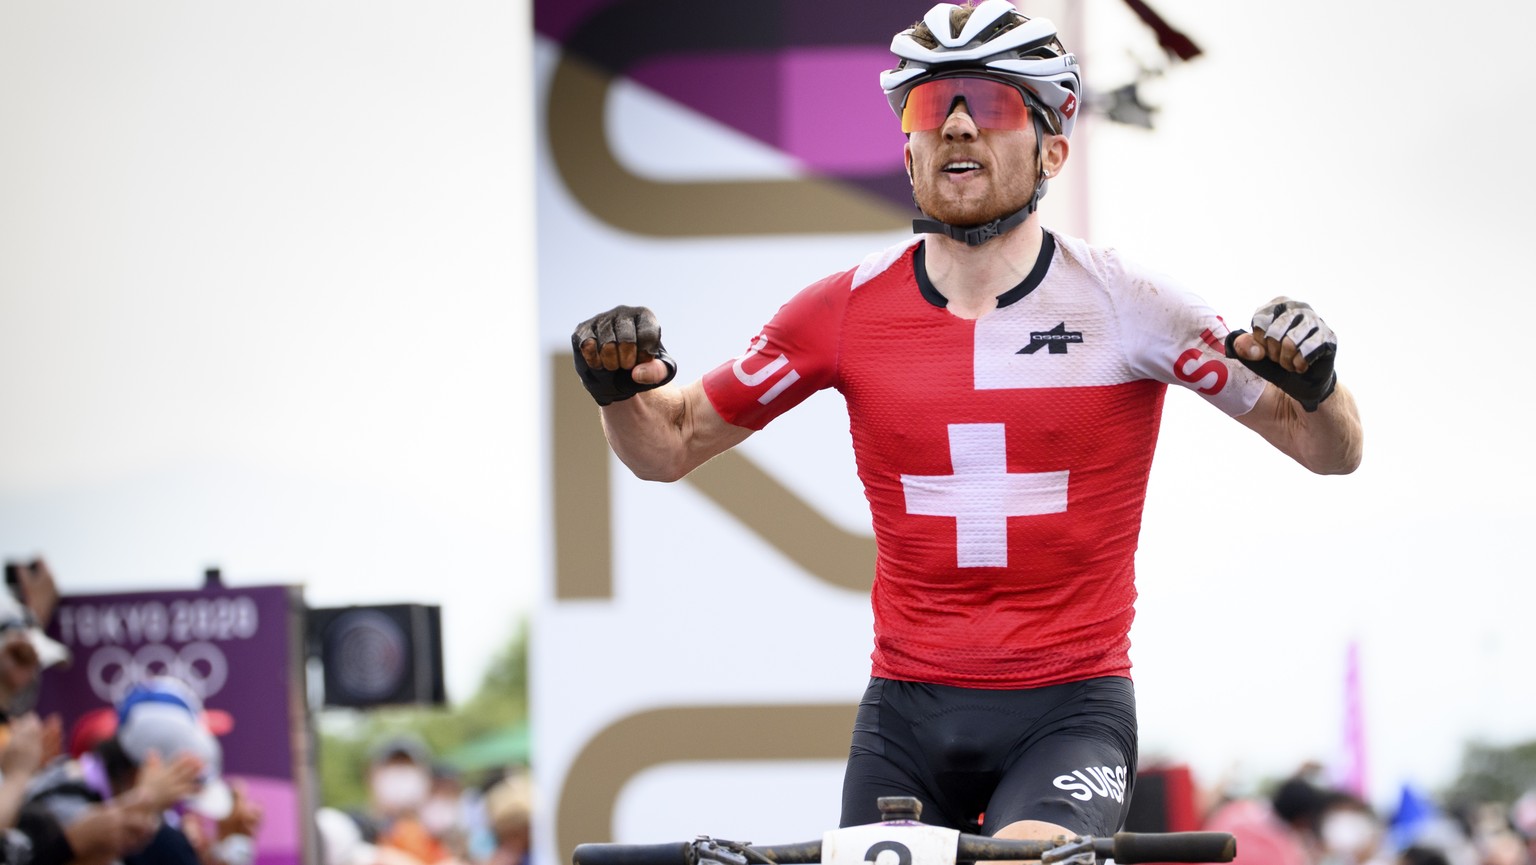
[1317,793,1387,865]
[418,764,469,861]
[367,736,455,864]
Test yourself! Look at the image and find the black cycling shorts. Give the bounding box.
[840,676,1138,836]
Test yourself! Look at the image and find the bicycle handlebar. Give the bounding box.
[573,843,695,865]
[1103,832,1236,864]
[573,830,1236,865]
[954,831,1236,864]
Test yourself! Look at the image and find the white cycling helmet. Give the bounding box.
[881,0,1082,139]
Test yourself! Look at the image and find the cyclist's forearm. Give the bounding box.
[1292,382,1362,474]
[1239,381,1363,475]
[601,380,750,482]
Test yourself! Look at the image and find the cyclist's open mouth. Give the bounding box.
[943,161,982,175]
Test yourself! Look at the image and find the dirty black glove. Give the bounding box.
[1224,297,1337,412]
[571,305,678,406]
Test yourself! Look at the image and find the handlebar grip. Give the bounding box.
[1112,832,1236,864]
[956,835,1050,862]
[573,842,695,865]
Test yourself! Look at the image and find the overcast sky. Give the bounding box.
[2,0,1533,813]
[1080,1,1536,805]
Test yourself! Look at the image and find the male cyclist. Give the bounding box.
[570,0,1363,847]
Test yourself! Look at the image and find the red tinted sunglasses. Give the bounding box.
[900,76,1032,133]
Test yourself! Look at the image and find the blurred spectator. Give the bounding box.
[1459,802,1527,865]
[1478,830,1528,865]
[368,736,432,824]
[1400,846,1453,865]
[16,724,176,865]
[1316,792,1386,865]
[1200,769,1333,865]
[1,713,61,862]
[1271,771,1334,862]
[420,764,469,861]
[318,806,374,865]
[0,567,69,721]
[24,677,259,865]
[1387,787,1476,865]
[116,677,261,865]
[1511,791,1536,865]
[66,709,119,762]
[1,560,61,644]
[367,735,455,864]
[482,773,531,865]
[0,559,159,865]
[461,776,495,862]
[317,806,425,865]
[1204,793,1311,865]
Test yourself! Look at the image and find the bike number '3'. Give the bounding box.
[822,824,961,865]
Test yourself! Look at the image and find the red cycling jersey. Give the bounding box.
[701,231,1266,688]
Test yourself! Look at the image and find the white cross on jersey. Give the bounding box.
[900,424,1069,568]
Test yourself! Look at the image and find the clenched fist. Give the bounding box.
[1226,297,1338,412]
[571,305,677,405]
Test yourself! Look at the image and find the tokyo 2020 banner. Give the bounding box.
[534,3,1082,865]
[40,585,312,865]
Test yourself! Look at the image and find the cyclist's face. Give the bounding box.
[904,98,1044,228]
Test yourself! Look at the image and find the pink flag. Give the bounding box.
[1340,639,1368,797]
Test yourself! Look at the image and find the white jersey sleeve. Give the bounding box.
[1057,234,1267,416]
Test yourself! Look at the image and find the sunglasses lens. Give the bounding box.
[901,78,1031,133]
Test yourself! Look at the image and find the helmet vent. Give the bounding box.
[969,16,1022,47]
[1018,42,1064,60]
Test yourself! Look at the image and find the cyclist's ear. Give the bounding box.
[1041,134,1069,179]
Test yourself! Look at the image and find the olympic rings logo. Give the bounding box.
[85,641,230,703]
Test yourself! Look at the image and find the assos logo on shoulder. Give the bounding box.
[1053,765,1129,802]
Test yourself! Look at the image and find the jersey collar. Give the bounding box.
[914,228,1056,310]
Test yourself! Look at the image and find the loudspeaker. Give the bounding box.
[307,604,445,708]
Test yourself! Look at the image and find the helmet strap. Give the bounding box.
[911,114,1052,247]
[913,208,1031,246]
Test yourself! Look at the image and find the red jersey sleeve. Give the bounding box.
[701,268,852,430]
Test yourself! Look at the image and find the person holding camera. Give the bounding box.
[0,559,68,724]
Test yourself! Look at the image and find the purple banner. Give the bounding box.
[539,0,915,207]
[38,584,308,865]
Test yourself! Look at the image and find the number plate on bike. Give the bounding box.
[822,823,961,865]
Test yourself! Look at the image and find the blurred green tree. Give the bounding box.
[1445,738,1536,807]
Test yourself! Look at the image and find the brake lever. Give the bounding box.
[695,838,755,865]
[1041,836,1097,865]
